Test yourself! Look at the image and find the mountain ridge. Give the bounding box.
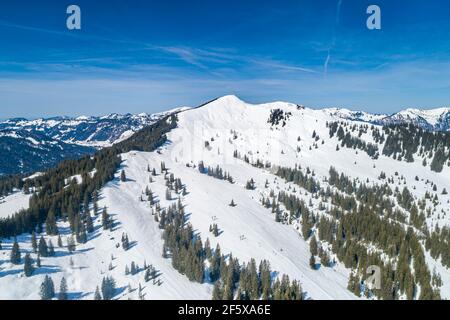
[194,95,450,131]
[1,95,449,176]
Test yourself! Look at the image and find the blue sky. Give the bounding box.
[1,0,450,118]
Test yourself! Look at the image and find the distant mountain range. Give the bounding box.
[324,106,450,131]
[0,108,187,175]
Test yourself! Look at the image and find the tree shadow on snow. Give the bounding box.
[0,268,23,277]
[113,286,127,299]
[33,265,62,276]
[68,291,90,300]
[128,240,138,250]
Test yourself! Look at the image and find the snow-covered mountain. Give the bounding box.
[0,108,188,175]
[326,106,450,131]
[376,107,450,131]
[323,107,388,123]
[0,95,449,300]
[0,108,189,148]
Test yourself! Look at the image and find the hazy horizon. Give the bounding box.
[1,0,450,118]
[1,94,450,121]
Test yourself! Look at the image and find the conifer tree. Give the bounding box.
[121,233,130,250]
[48,240,55,256]
[101,276,116,300]
[45,210,58,236]
[309,255,316,270]
[94,286,102,300]
[31,231,38,253]
[86,211,94,233]
[248,259,259,300]
[120,170,126,182]
[210,244,222,282]
[144,268,151,282]
[40,275,55,300]
[102,206,112,230]
[67,236,76,253]
[309,236,318,256]
[212,282,223,300]
[58,277,68,300]
[57,235,63,247]
[130,261,137,275]
[77,223,87,244]
[38,236,48,257]
[24,253,34,277]
[10,238,21,264]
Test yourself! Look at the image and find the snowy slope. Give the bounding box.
[162,95,450,297]
[0,108,190,176]
[0,164,211,300]
[1,95,449,300]
[323,106,450,131]
[0,191,31,219]
[121,151,357,299]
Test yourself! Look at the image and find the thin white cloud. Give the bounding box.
[2,59,450,118]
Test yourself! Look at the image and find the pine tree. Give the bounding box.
[102,206,112,230]
[212,282,222,300]
[38,236,48,257]
[36,254,41,267]
[245,179,255,190]
[248,259,259,299]
[94,286,102,300]
[229,199,236,207]
[121,233,130,250]
[31,231,38,253]
[67,236,76,253]
[309,236,318,256]
[101,276,116,300]
[120,170,126,182]
[58,277,68,300]
[57,235,63,247]
[210,244,222,282]
[48,240,55,256]
[10,238,21,264]
[24,253,34,277]
[77,223,87,244]
[130,261,137,275]
[86,211,94,233]
[40,275,55,300]
[45,210,58,236]
[144,268,151,282]
[309,255,316,270]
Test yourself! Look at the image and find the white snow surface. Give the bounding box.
[0,191,31,219]
[1,95,449,300]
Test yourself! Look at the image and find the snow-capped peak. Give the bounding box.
[387,107,450,126]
